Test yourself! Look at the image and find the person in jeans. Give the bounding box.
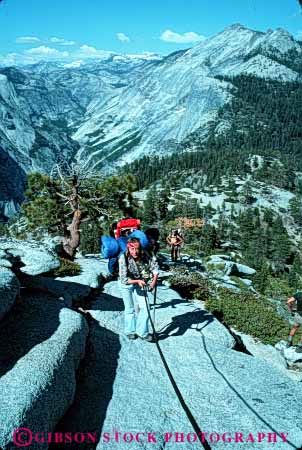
[119,237,159,342]
[287,292,302,352]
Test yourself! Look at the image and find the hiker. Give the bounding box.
[119,237,159,342]
[166,230,184,262]
[287,292,302,352]
[145,227,160,257]
[105,218,141,281]
[177,228,184,260]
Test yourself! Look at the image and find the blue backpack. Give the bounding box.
[100,236,119,259]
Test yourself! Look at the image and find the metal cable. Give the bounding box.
[143,287,211,450]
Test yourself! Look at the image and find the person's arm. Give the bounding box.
[287,296,296,311]
[149,273,158,290]
[128,279,146,288]
[149,258,159,290]
[119,254,129,285]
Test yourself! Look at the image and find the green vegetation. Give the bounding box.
[206,262,225,272]
[53,258,81,277]
[205,288,291,345]
[22,172,137,236]
[79,221,102,254]
[168,268,210,301]
[123,76,302,191]
[0,222,9,237]
[19,171,138,259]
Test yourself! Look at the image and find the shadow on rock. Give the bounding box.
[0,290,61,377]
[89,293,124,312]
[211,310,252,355]
[157,309,214,340]
[50,315,121,450]
[153,298,188,310]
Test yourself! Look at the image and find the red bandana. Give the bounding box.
[127,242,140,249]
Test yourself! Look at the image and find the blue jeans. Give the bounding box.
[119,283,150,337]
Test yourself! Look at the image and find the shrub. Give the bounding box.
[229,276,250,291]
[205,288,291,345]
[168,268,210,301]
[0,222,9,237]
[53,258,81,277]
[206,262,225,272]
[264,275,294,299]
[79,221,102,254]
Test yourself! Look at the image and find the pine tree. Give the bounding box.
[158,186,171,221]
[289,195,302,226]
[240,181,255,205]
[143,186,159,225]
[22,169,137,259]
[289,253,302,288]
[253,262,271,294]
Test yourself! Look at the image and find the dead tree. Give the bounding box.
[51,163,106,259]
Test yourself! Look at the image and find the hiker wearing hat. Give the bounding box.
[287,292,302,352]
[119,237,159,342]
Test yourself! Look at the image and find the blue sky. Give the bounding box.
[0,0,301,65]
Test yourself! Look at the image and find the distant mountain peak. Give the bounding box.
[226,23,249,31]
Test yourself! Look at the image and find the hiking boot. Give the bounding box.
[295,345,302,353]
[127,334,137,340]
[138,334,153,343]
[285,341,293,348]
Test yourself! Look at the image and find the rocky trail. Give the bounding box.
[0,238,302,450]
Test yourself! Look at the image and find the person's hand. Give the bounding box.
[287,297,296,309]
[149,281,156,291]
[137,279,146,288]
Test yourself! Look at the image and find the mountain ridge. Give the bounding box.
[1,24,302,217]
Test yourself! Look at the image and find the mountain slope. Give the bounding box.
[1,24,302,215]
[73,25,302,169]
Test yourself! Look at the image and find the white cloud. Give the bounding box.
[50,37,63,43]
[0,43,116,67]
[50,37,76,46]
[0,52,36,66]
[76,45,114,59]
[160,29,205,44]
[25,46,69,58]
[79,44,99,55]
[60,40,76,46]
[116,32,130,43]
[16,36,41,44]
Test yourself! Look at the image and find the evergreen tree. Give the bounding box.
[22,170,137,259]
[271,234,292,273]
[240,181,255,205]
[200,224,217,254]
[157,186,171,221]
[289,253,302,288]
[253,262,271,294]
[289,195,302,226]
[143,186,160,225]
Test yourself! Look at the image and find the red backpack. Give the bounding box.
[116,218,141,238]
